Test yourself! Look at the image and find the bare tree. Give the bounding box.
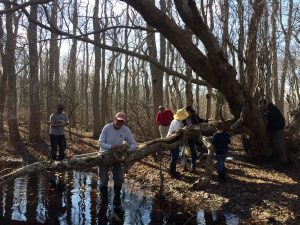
[279,0,294,112]
[66,0,78,127]
[4,3,20,142]
[0,15,7,137]
[92,0,101,138]
[28,3,41,142]
[271,0,279,105]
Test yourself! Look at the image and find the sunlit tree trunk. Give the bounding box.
[147,24,163,137]
[279,0,293,113]
[271,0,279,104]
[237,0,245,86]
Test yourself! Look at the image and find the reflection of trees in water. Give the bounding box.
[11,177,28,221]
[0,171,239,225]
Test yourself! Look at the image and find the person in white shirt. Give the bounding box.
[98,112,137,204]
[49,104,69,160]
[167,108,189,178]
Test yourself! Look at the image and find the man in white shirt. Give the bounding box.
[98,112,137,204]
[49,104,69,160]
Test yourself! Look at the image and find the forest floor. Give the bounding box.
[0,125,299,225]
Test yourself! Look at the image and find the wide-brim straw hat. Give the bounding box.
[174,108,189,121]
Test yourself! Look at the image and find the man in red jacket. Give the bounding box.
[156,106,173,138]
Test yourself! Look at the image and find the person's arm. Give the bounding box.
[126,128,137,151]
[99,126,112,150]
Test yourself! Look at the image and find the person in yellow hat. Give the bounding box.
[167,108,189,178]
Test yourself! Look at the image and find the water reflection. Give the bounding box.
[0,170,240,224]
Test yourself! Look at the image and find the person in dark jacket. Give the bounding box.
[212,121,231,182]
[260,99,288,164]
[182,105,208,171]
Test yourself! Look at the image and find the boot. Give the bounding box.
[169,162,181,179]
[100,186,108,204]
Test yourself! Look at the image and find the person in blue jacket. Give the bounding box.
[212,121,231,182]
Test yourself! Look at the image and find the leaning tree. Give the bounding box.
[119,0,275,160]
[0,0,295,162]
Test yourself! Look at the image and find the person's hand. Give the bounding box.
[111,144,119,150]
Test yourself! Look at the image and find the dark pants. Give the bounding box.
[216,154,226,175]
[99,163,124,187]
[50,134,66,160]
[170,148,179,174]
[187,138,197,169]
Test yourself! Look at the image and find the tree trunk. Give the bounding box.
[47,0,58,117]
[123,5,129,114]
[279,0,293,113]
[147,24,163,137]
[0,15,7,137]
[185,28,193,106]
[100,0,108,128]
[271,0,279,105]
[5,4,20,142]
[28,4,41,142]
[237,0,245,85]
[84,37,89,130]
[66,0,78,127]
[92,0,101,138]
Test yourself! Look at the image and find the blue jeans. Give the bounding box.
[99,163,124,187]
[216,154,226,174]
[50,134,66,160]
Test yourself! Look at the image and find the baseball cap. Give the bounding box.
[115,112,126,122]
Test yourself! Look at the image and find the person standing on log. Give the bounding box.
[156,106,174,138]
[183,105,208,171]
[98,112,137,204]
[49,104,69,160]
[260,99,288,165]
[167,108,189,179]
[212,121,231,182]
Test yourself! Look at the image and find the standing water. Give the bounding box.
[0,169,239,224]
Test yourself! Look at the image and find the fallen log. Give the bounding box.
[0,126,207,185]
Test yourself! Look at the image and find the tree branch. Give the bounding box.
[0,0,52,14]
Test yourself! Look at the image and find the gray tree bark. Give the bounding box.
[5,3,20,142]
[92,0,101,138]
[28,4,41,142]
